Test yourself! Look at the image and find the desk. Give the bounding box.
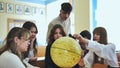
[93,63,107,68]
[29,57,45,68]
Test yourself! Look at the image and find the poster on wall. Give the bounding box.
[32,7,38,15]
[39,8,44,15]
[15,4,23,14]
[0,2,4,12]
[7,3,14,13]
[24,5,31,15]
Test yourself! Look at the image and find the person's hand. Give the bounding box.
[73,34,88,45]
[30,37,36,43]
[30,37,36,47]
[78,57,85,67]
[73,34,84,42]
[73,34,81,39]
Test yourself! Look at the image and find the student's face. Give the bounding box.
[54,28,63,40]
[17,37,30,52]
[93,33,100,42]
[60,10,70,20]
[30,27,37,40]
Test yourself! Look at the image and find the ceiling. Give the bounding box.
[16,0,57,5]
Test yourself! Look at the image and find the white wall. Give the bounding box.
[36,8,47,45]
[0,0,46,46]
[0,0,74,46]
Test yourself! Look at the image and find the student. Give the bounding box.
[73,27,119,68]
[46,2,72,43]
[74,30,91,68]
[79,30,91,56]
[0,27,30,68]
[22,21,38,62]
[45,24,66,68]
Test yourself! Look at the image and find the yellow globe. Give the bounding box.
[50,37,82,68]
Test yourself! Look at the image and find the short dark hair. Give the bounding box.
[80,30,91,40]
[61,2,72,13]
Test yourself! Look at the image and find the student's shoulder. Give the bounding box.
[108,43,115,46]
[50,17,61,23]
[0,51,26,68]
[107,43,116,49]
[1,51,20,61]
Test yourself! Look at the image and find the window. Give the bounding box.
[90,0,120,51]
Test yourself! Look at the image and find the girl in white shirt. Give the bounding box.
[0,27,39,68]
[74,27,119,68]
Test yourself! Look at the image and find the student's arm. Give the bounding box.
[87,41,116,60]
[73,34,115,60]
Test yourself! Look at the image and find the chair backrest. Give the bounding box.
[116,51,120,66]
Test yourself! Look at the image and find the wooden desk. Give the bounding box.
[29,57,45,68]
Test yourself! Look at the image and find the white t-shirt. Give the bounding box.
[84,41,119,67]
[0,51,26,68]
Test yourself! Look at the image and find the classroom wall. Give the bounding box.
[74,0,90,33]
[0,0,90,45]
[0,0,46,45]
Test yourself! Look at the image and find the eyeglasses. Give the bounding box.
[21,37,30,42]
[21,38,31,46]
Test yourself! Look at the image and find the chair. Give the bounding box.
[93,63,107,68]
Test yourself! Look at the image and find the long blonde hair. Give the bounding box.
[0,27,30,63]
